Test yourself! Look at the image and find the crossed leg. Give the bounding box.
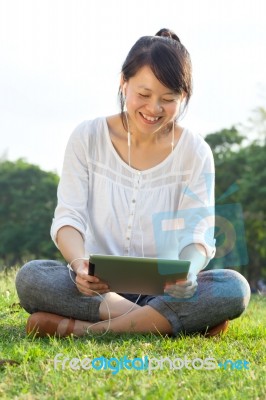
[16,260,250,338]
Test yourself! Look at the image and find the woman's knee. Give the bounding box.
[15,260,62,313]
[16,260,64,290]
[16,260,40,292]
[15,261,39,313]
[212,269,251,317]
[230,269,251,316]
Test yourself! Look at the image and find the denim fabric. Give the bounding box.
[16,260,102,322]
[16,260,251,336]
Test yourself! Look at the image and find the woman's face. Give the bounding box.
[122,65,183,136]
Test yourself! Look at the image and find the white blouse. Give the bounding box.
[51,117,216,260]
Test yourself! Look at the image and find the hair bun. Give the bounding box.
[155,28,180,43]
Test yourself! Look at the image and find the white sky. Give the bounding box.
[0,0,265,174]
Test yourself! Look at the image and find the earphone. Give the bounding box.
[67,258,141,337]
[122,82,127,100]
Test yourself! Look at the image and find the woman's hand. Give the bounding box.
[164,272,198,299]
[73,260,110,296]
[57,227,109,296]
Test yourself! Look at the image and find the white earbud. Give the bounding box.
[122,83,127,99]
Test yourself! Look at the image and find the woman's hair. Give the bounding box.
[119,28,192,126]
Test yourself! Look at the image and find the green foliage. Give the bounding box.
[205,126,245,162]
[244,107,266,145]
[237,144,266,281]
[205,108,266,282]
[0,159,61,267]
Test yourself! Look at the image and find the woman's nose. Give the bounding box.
[146,100,163,114]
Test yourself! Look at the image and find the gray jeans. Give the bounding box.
[15,260,251,336]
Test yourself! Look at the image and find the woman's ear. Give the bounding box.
[180,92,186,102]
[122,83,127,98]
[120,75,127,98]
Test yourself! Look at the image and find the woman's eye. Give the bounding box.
[163,99,174,103]
[139,93,149,98]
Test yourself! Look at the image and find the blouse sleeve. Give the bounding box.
[177,139,216,260]
[50,121,89,247]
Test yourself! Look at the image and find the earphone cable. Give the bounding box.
[67,258,141,337]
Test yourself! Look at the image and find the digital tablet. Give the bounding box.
[88,254,190,295]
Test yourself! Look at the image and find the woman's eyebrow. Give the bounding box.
[137,85,152,91]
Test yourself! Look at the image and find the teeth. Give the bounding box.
[142,113,160,122]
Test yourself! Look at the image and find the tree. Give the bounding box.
[205,121,266,283]
[204,126,245,162]
[0,159,61,267]
[243,107,266,145]
[237,144,266,282]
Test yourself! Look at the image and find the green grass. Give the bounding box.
[0,268,266,400]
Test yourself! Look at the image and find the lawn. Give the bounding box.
[0,268,265,400]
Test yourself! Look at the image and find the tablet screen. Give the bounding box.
[88,254,190,295]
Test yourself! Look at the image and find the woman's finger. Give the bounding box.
[76,285,110,296]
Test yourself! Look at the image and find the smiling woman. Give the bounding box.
[108,65,185,170]
[110,31,192,170]
[15,29,250,339]
[119,29,192,123]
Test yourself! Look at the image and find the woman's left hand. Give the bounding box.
[164,272,198,298]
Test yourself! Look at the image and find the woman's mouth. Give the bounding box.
[139,112,162,124]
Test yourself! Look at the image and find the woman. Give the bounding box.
[16,29,250,338]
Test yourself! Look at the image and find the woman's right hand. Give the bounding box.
[73,260,110,296]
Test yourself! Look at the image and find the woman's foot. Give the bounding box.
[26,312,77,337]
[203,320,229,337]
[26,306,172,337]
[26,312,230,339]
